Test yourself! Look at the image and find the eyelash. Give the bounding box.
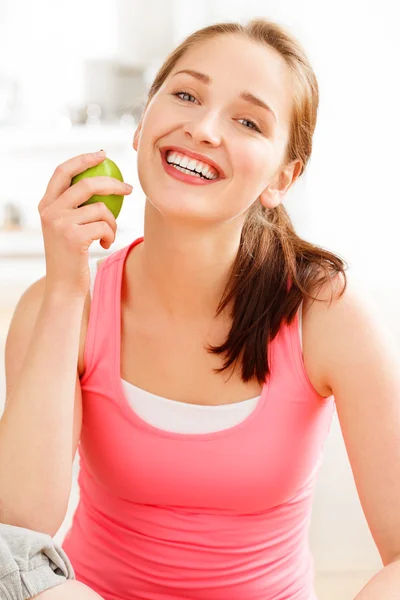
[172,90,263,133]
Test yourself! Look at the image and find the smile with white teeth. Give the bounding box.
[166,151,219,180]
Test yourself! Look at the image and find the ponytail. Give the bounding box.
[207,201,348,384]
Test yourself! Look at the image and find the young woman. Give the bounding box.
[2,17,400,600]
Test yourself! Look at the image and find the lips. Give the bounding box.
[160,146,226,179]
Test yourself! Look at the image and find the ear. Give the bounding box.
[133,121,142,152]
[259,159,302,209]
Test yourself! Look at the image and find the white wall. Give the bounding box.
[0,0,118,125]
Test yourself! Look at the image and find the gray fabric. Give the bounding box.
[0,523,75,599]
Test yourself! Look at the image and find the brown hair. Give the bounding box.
[138,18,348,385]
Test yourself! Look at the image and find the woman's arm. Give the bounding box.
[1,277,84,536]
[306,273,400,598]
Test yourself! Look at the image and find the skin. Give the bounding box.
[34,580,104,599]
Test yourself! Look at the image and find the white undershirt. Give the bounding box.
[88,258,303,433]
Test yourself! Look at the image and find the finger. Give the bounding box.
[59,176,132,210]
[73,201,117,237]
[79,221,115,250]
[41,151,107,206]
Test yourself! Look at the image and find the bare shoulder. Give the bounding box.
[4,276,89,401]
[301,270,388,397]
[5,278,48,395]
[6,255,109,399]
[301,271,348,397]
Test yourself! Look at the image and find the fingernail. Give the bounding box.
[125,183,133,190]
[95,150,105,157]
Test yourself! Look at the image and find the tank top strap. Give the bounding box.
[80,237,144,386]
[270,306,323,401]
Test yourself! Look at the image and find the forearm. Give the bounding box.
[354,559,400,599]
[0,294,85,533]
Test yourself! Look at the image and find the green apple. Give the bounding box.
[71,157,125,219]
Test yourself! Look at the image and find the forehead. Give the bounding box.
[169,34,293,130]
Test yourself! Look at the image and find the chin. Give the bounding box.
[139,161,236,226]
[146,194,217,225]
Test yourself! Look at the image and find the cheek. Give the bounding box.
[233,140,267,176]
[143,101,181,138]
[236,155,269,196]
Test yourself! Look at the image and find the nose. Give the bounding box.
[182,110,222,146]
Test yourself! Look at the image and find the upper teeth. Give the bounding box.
[166,151,219,180]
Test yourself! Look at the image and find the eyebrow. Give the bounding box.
[172,69,277,124]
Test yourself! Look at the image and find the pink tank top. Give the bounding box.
[62,237,335,600]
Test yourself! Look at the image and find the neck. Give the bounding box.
[128,201,245,321]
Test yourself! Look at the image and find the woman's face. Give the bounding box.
[133,34,296,226]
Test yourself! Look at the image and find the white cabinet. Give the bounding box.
[0,123,145,232]
[116,0,174,68]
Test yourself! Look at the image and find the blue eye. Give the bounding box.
[238,118,262,133]
[173,91,197,103]
[172,91,262,133]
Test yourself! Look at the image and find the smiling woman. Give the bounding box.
[132,21,347,385]
[7,15,400,600]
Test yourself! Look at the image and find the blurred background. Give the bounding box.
[1,1,399,598]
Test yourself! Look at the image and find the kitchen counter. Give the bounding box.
[0,123,136,151]
[0,227,141,312]
[0,227,137,258]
